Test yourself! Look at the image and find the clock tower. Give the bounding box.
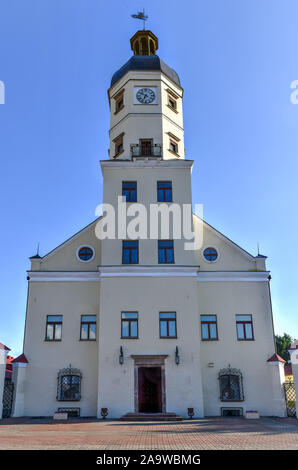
[108,30,185,161]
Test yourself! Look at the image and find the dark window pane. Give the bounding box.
[54,324,62,340]
[203,247,218,262]
[158,248,165,263]
[168,321,176,337]
[122,321,129,337]
[209,323,217,339]
[131,248,138,264]
[245,323,253,339]
[81,324,88,340]
[48,315,62,322]
[122,182,137,202]
[82,315,96,322]
[78,246,94,261]
[160,312,175,319]
[130,321,138,337]
[122,312,138,319]
[160,321,167,337]
[157,182,172,202]
[46,324,54,341]
[237,323,244,339]
[201,323,209,339]
[201,315,216,322]
[236,315,251,322]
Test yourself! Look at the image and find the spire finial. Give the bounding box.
[131,9,148,30]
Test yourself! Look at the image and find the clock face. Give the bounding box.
[136,88,156,104]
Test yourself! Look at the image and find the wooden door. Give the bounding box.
[138,367,162,413]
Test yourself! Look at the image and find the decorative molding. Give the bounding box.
[166,88,179,99]
[28,271,100,282]
[28,269,269,282]
[197,271,270,282]
[167,132,180,142]
[112,132,125,143]
[100,160,193,169]
[99,266,199,278]
[131,355,168,365]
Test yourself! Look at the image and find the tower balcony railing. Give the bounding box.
[130,143,162,159]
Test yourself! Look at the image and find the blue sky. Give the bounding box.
[0,0,297,356]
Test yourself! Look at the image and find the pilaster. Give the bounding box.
[11,354,28,417]
[0,343,10,419]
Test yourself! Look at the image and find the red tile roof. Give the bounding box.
[12,354,28,364]
[267,353,286,363]
[284,364,293,376]
[0,342,11,351]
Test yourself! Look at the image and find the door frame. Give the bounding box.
[131,355,168,413]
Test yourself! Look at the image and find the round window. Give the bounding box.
[77,246,94,262]
[203,247,218,262]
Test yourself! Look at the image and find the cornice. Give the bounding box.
[100,159,193,169]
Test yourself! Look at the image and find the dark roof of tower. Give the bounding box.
[110,55,181,88]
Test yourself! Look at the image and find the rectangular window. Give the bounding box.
[80,315,97,341]
[201,315,218,340]
[166,89,179,113]
[113,133,124,158]
[140,139,152,156]
[169,140,178,154]
[160,312,177,338]
[114,89,125,114]
[168,97,177,109]
[46,315,62,341]
[122,181,137,202]
[158,240,174,264]
[122,240,139,264]
[121,312,138,338]
[236,315,254,340]
[157,181,172,202]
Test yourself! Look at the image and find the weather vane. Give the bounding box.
[131,8,148,30]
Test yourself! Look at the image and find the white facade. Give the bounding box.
[15,30,286,419]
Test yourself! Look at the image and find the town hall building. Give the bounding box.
[10,30,286,419]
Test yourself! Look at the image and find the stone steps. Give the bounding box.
[120,412,183,421]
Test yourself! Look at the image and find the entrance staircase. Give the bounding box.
[120,412,183,422]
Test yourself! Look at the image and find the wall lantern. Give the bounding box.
[119,346,124,365]
[175,346,180,365]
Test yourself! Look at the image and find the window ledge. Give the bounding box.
[121,337,139,340]
[160,336,177,339]
[201,339,219,342]
[113,149,124,159]
[167,104,178,114]
[114,106,124,115]
[168,149,180,158]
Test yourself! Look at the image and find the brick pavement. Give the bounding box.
[0,417,298,450]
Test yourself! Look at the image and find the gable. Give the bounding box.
[31,218,101,272]
[193,215,262,272]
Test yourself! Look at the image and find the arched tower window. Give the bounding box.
[149,39,155,55]
[134,40,140,55]
[57,366,82,401]
[218,367,244,402]
[141,37,148,55]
